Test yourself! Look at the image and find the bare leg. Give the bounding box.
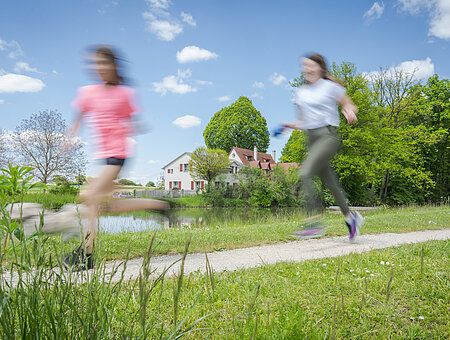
[80,165,121,253]
[108,198,168,214]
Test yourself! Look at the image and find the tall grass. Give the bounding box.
[22,192,78,210]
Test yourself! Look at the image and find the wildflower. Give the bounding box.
[410,317,415,321]
[418,316,424,320]
[380,261,385,265]
[352,274,356,276]
[350,269,354,272]
[386,262,390,265]
[370,273,375,277]
[322,263,327,267]
[365,270,370,273]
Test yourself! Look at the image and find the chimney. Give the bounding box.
[272,150,276,163]
[254,146,258,161]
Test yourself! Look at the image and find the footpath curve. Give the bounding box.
[101,229,449,282]
[2,229,449,286]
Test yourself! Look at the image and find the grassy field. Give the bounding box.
[1,239,447,338]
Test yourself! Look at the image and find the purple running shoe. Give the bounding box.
[346,211,364,242]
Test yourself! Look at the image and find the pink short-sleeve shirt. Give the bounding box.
[72,84,139,159]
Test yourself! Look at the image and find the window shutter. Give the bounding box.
[201,181,204,190]
[180,164,183,172]
[179,182,181,190]
[169,182,172,189]
[191,181,194,190]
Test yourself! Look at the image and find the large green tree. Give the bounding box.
[203,96,270,153]
[189,147,230,190]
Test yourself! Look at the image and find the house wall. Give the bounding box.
[163,153,205,191]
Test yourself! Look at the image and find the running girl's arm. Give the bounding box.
[283,104,303,130]
[339,94,358,124]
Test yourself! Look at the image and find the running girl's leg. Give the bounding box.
[81,164,122,254]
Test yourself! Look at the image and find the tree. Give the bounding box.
[203,96,270,153]
[145,181,155,187]
[279,130,308,163]
[0,130,13,169]
[118,179,140,186]
[189,147,230,190]
[13,110,86,184]
[76,174,87,185]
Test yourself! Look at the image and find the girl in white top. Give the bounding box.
[284,53,363,241]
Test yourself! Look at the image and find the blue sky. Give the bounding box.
[1,0,449,184]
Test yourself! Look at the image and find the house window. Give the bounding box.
[167,169,173,174]
[183,164,189,172]
[172,181,179,189]
[229,166,234,174]
[195,181,201,189]
[246,156,253,161]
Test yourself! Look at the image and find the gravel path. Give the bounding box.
[3,229,449,285]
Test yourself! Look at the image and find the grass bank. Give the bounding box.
[98,205,448,260]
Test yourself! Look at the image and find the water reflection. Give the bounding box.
[99,207,304,234]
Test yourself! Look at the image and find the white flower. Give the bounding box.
[350,269,354,272]
[380,261,385,265]
[352,274,356,276]
[418,316,424,320]
[410,317,415,321]
[386,262,390,265]
[322,263,327,266]
[365,270,370,273]
[370,273,375,277]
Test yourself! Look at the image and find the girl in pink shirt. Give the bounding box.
[67,46,168,269]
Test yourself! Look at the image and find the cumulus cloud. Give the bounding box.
[176,46,218,63]
[172,115,201,128]
[0,73,45,93]
[14,62,39,73]
[152,69,197,95]
[0,99,4,104]
[270,72,287,86]
[365,57,435,81]
[0,37,23,59]
[146,19,183,41]
[250,92,263,99]
[364,2,385,21]
[217,95,231,102]
[398,0,450,40]
[253,81,264,89]
[181,12,196,26]
[143,0,195,41]
[147,159,161,164]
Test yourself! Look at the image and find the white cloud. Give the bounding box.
[0,37,23,59]
[172,115,201,128]
[365,57,434,81]
[253,81,264,89]
[0,99,4,104]
[176,46,218,63]
[398,0,450,40]
[143,0,195,41]
[152,69,197,95]
[147,159,161,164]
[14,62,39,73]
[364,2,385,21]
[181,12,196,26]
[217,95,231,102]
[270,72,287,86]
[0,73,45,93]
[52,70,58,76]
[147,19,183,41]
[146,0,171,10]
[196,80,213,85]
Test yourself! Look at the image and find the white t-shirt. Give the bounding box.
[292,78,346,130]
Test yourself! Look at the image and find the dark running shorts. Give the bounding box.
[105,157,126,166]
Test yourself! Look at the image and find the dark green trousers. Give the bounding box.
[300,126,350,216]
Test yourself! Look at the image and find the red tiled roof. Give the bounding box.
[229,147,275,165]
[248,160,261,168]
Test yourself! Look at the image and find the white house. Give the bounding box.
[162,146,280,191]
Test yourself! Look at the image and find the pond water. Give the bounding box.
[99,207,305,234]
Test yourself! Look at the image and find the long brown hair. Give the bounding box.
[304,53,344,86]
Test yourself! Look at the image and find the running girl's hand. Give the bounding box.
[342,107,358,124]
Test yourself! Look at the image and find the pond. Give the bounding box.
[99,207,305,234]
